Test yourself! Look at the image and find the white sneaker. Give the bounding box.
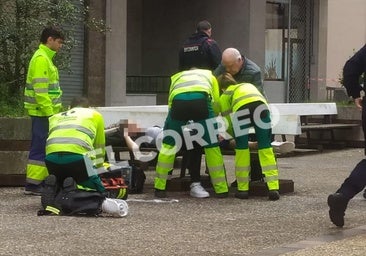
[101,198,129,217]
[190,182,210,198]
[271,141,295,154]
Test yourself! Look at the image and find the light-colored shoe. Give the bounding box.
[190,182,210,198]
[271,141,295,154]
[101,198,129,217]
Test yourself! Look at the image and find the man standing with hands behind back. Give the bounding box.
[24,26,64,195]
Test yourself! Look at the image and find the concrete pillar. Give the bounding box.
[85,0,106,106]
[105,0,127,106]
[247,0,266,69]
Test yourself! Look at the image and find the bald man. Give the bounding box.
[214,48,265,96]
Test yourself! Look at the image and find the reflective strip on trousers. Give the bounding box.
[26,161,49,184]
[154,143,176,190]
[258,147,279,190]
[205,146,228,194]
[235,148,251,191]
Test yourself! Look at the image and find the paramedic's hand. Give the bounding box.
[354,97,363,111]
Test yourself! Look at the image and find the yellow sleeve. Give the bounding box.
[210,75,221,115]
[32,56,53,116]
[93,111,106,160]
[219,94,234,136]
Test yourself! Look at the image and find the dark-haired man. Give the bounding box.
[24,26,64,195]
[179,20,222,72]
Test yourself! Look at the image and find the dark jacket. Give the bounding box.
[214,56,265,96]
[178,31,221,71]
[343,44,366,99]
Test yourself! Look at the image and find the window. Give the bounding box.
[265,1,288,81]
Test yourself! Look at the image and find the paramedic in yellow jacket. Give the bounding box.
[39,97,128,218]
[24,26,64,195]
[44,97,106,193]
[154,69,229,198]
[217,73,280,201]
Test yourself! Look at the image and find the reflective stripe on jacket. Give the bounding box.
[46,108,106,162]
[220,83,267,135]
[24,44,62,116]
[168,69,221,115]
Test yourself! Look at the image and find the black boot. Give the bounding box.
[363,189,366,199]
[327,193,349,227]
[41,175,58,210]
[154,189,167,198]
[215,192,229,198]
[230,180,238,188]
[268,190,280,201]
[62,177,78,193]
[235,190,249,199]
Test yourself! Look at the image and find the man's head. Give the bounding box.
[70,96,90,108]
[40,26,64,52]
[196,20,212,37]
[221,48,244,76]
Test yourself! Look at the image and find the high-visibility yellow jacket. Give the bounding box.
[46,108,106,165]
[220,83,268,136]
[24,44,62,117]
[168,69,221,115]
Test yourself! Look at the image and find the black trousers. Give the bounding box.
[171,97,209,183]
[337,159,366,199]
[362,99,366,155]
[337,99,366,199]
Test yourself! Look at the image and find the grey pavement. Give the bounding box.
[1,148,366,256]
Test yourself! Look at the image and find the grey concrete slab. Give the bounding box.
[1,148,366,256]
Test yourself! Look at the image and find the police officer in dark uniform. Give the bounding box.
[328,44,366,227]
[179,20,221,71]
[177,20,222,198]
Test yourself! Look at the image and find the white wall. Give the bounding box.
[326,0,366,87]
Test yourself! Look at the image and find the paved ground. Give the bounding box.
[1,148,366,256]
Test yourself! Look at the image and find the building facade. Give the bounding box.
[78,0,366,107]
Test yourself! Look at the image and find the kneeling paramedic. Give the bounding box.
[39,97,128,217]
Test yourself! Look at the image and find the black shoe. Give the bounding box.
[268,190,280,201]
[363,190,366,199]
[154,189,167,198]
[215,192,229,198]
[235,191,249,199]
[230,180,238,188]
[327,193,349,227]
[41,175,59,213]
[24,183,43,196]
[62,177,78,193]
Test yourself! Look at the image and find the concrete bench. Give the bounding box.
[96,104,302,139]
[269,103,360,147]
[97,102,360,158]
